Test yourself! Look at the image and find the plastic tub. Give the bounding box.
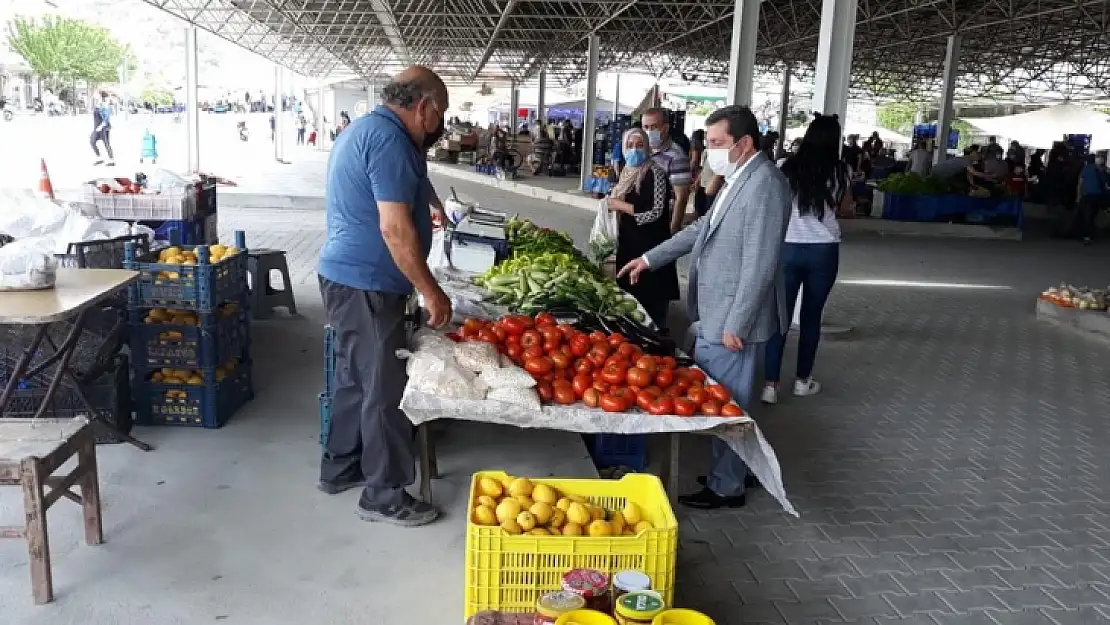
[554,610,617,625]
[651,609,715,625]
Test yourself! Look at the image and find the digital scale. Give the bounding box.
[441,192,512,274]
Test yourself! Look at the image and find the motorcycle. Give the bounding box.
[237,120,249,142]
[0,98,13,122]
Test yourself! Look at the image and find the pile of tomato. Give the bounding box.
[455,313,744,417]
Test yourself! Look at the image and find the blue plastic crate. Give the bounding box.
[129,304,249,368]
[134,360,253,428]
[324,324,336,397]
[319,392,331,447]
[125,231,248,312]
[142,216,206,246]
[590,434,648,471]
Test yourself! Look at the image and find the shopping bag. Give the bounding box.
[588,198,618,263]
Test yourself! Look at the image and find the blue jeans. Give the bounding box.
[764,242,840,382]
[696,337,760,497]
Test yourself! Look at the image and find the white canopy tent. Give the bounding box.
[961,104,1110,150]
[784,122,912,145]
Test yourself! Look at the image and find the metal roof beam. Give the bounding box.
[470,0,522,81]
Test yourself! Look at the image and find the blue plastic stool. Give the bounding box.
[140,130,158,164]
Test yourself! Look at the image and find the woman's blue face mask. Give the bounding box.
[625,148,647,167]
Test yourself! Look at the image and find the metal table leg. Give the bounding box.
[417,423,434,503]
[661,433,681,503]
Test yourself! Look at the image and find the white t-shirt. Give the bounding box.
[777,158,843,244]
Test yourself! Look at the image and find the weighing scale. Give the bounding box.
[442,190,512,274]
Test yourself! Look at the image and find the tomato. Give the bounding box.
[675,377,691,391]
[536,381,554,403]
[607,333,626,346]
[523,345,545,360]
[605,355,628,369]
[476,328,499,344]
[687,386,708,404]
[534,312,557,327]
[599,394,625,413]
[700,401,722,416]
[610,387,635,410]
[506,344,524,362]
[673,398,697,416]
[500,316,527,335]
[626,366,653,388]
[659,356,677,369]
[601,364,627,385]
[550,352,571,370]
[583,388,601,408]
[647,397,675,416]
[520,330,543,349]
[543,339,561,353]
[592,380,610,393]
[491,326,507,343]
[686,368,708,384]
[721,403,744,417]
[570,335,591,357]
[635,392,653,411]
[460,326,479,339]
[558,323,577,339]
[634,356,657,373]
[573,359,593,375]
[617,342,640,358]
[586,345,609,368]
[505,333,521,346]
[524,357,554,376]
[654,368,674,388]
[554,368,571,381]
[553,384,576,405]
[706,384,732,404]
[539,326,562,343]
[589,331,608,343]
[463,318,485,332]
[663,384,683,398]
[572,374,592,398]
[557,344,573,358]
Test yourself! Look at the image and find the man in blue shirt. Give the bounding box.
[317,66,451,527]
[1077,153,1108,244]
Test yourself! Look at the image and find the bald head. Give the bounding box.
[381,65,449,149]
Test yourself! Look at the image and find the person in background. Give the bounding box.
[296,113,307,145]
[690,129,714,218]
[90,90,115,166]
[1076,153,1108,244]
[862,131,883,159]
[317,66,451,527]
[606,128,679,331]
[762,113,851,404]
[1028,149,1046,179]
[760,131,779,159]
[1006,141,1026,168]
[983,149,1009,179]
[641,108,693,233]
[984,136,1004,160]
[907,139,932,176]
[964,149,995,192]
[530,124,553,175]
[619,105,791,510]
[841,134,863,173]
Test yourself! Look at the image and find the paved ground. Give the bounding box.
[217,171,1110,625]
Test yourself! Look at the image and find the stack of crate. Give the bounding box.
[124,230,254,428]
[87,180,218,246]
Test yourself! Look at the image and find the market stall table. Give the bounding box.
[0,269,152,451]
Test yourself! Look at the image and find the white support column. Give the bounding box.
[184,26,200,173]
[274,66,287,162]
[934,34,961,164]
[776,67,791,151]
[509,82,520,132]
[612,73,620,119]
[536,70,546,126]
[579,34,599,192]
[810,0,858,122]
[315,81,327,151]
[726,0,761,106]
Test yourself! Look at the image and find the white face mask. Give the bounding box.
[707,143,739,176]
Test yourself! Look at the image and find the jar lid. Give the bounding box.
[612,570,651,592]
[615,591,665,619]
[562,569,609,598]
[535,591,586,617]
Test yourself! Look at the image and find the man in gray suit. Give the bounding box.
[620,105,791,509]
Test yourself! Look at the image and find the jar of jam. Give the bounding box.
[561,569,611,614]
[534,591,586,625]
[610,570,652,605]
[613,591,665,625]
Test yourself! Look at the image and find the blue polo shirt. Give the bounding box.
[318,105,433,293]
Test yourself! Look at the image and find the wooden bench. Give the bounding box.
[0,418,102,604]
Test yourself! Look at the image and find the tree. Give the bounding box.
[876,102,918,135]
[6,16,129,98]
[140,86,174,106]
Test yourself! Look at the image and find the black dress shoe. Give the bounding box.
[678,487,746,510]
[697,474,762,490]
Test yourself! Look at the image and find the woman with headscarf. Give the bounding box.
[606,128,680,331]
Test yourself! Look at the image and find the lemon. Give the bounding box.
[567,494,587,504]
[566,502,591,526]
[624,529,636,536]
[507,477,534,498]
[495,499,522,524]
[516,511,537,531]
[530,502,553,525]
[150,372,164,382]
[555,498,573,512]
[548,508,566,529]
[515,495,534,510]
[590,505,607,522]
[609,511,626,535]
[163,376,183,385]
[532,484,558,505]
[530,528,550,536]
[476,495,497,509]
[473,505,497,526]
[587,520,612,537]
[622,502,644,526]
[477,477,503,499]
[634,520,653,533]
[186,376,204,386]
[562,522,584,536]
[500,518,523,535]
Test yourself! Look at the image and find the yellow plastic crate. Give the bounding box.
[464,470,678,620]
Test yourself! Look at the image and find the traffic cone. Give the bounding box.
[38,159,55,200]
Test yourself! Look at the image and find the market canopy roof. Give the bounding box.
[961,104,1110,150]
[145,0,1110,101]
[784,123,912,146]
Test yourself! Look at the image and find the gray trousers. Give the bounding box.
[319,277,414,507]
[695,336,760,498]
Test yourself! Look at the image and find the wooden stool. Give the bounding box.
[247,248,297,319]
[0,418,103,604]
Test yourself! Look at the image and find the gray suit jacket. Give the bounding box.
[644,151,791,344]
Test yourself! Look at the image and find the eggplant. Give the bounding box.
[609,315,676,357]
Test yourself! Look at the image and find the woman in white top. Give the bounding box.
[762,113,853,404]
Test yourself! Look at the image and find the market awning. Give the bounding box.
[961,104,1110,150]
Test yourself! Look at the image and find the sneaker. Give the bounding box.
[105,160,116,167]
[92,159,104,166]
[357,492,439,527]
[793,378,822,397]
[316,475,365,495]
[760,385,778,405]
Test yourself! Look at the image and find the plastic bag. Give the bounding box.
[454,341,501,372]
[487,387,542,411]
[478,365,536,389]
[404,349,486,400]
[0,237,58,291]
[588,197,618,262]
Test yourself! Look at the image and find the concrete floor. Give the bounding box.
[6,145,1110,623]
